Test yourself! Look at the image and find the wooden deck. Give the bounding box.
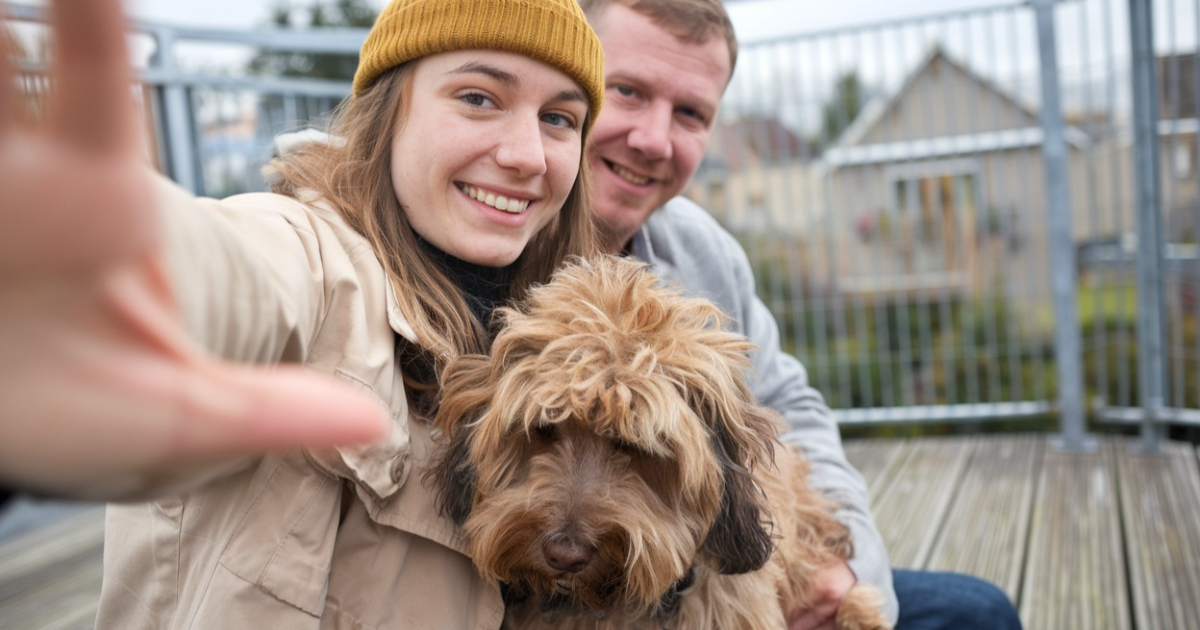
[843,434,1200,630]
[1,433,1198,629]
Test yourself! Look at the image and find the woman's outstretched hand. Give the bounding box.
[0,0,387,500]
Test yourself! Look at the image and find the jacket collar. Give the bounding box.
[385,280,420,344]
[292,184,420,346]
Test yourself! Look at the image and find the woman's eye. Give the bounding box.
[541,112,576,129]
[460,92,494,108]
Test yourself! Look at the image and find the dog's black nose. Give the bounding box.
[542,535,595,573]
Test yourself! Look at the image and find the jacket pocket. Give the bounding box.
[218,452,342,616]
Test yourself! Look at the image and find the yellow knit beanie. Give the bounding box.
[354,0,604,128]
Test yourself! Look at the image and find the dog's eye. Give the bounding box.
[613,438,644,456]
[533,423,558,442]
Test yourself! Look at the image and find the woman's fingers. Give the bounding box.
[180,364,391,459]
[0,363,390,500]
[99,259,391,460]
[0,265,390,499]
[46,0,137,154]
[0,0,154,273]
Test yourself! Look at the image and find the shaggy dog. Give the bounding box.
[429,256,889,630]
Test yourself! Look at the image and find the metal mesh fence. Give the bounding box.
[7,0,1197,438]
[692,0,1199,434]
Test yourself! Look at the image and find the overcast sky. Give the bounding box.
[122,0,1017,43]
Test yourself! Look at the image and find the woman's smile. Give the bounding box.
[458,183,534,214]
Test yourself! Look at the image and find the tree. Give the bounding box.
[820,71,866,145]
[247,0,378,81]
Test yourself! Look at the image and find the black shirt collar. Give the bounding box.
[414,234,515,328]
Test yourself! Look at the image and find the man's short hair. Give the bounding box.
[579,0,738,76]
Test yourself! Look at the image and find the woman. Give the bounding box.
[0,0,603,627]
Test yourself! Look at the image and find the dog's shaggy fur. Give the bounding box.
[429,256,890,630]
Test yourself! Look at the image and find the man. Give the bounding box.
[578,1,1023,629]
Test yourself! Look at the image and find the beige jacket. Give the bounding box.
[95,176,504,629]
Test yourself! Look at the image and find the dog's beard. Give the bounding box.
[494,544,700,623]
[470,514,630,616]
[500,562,626,618]
[463,467,710,620]
[455,403,732,622]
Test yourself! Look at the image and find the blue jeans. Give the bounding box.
[893,569,1022,630]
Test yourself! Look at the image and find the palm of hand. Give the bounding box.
[0,1,385,499]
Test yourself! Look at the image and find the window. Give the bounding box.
[889,172,978,275]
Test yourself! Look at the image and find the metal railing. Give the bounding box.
[6,4,361,196]
[696,0,1200,451]
[6,0,1197,450]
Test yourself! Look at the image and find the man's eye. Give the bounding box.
[678,108,705,124]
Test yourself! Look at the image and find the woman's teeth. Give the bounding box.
[461,184,529,213]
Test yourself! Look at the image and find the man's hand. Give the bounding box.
[0,0,387,500]
[786,560,858,630]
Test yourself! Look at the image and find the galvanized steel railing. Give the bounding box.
[699,0,1200,451]
[6,0,1197,450]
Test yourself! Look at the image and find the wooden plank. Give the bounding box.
[0,507,104,630]
[0,507,104,593]
[1020,438,1129,630]
[0,547,102,629]
[1116,439,1200,630]
[864,437,972,568]
[925,434,1042,601]
[843,437,907,493]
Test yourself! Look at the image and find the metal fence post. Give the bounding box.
[1128,0,1168,453]
[1032,0,1094,452]
[150,27,201,195]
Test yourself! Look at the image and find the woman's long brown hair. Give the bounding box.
[266,63,599,403]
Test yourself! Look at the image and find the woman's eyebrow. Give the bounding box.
[449,62,519,86]
[553,89,587,105]
[448,62,587,107]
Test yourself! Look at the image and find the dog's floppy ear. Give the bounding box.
[428,428,476,525]
[699,404,779,574]
[425,354,493,526]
